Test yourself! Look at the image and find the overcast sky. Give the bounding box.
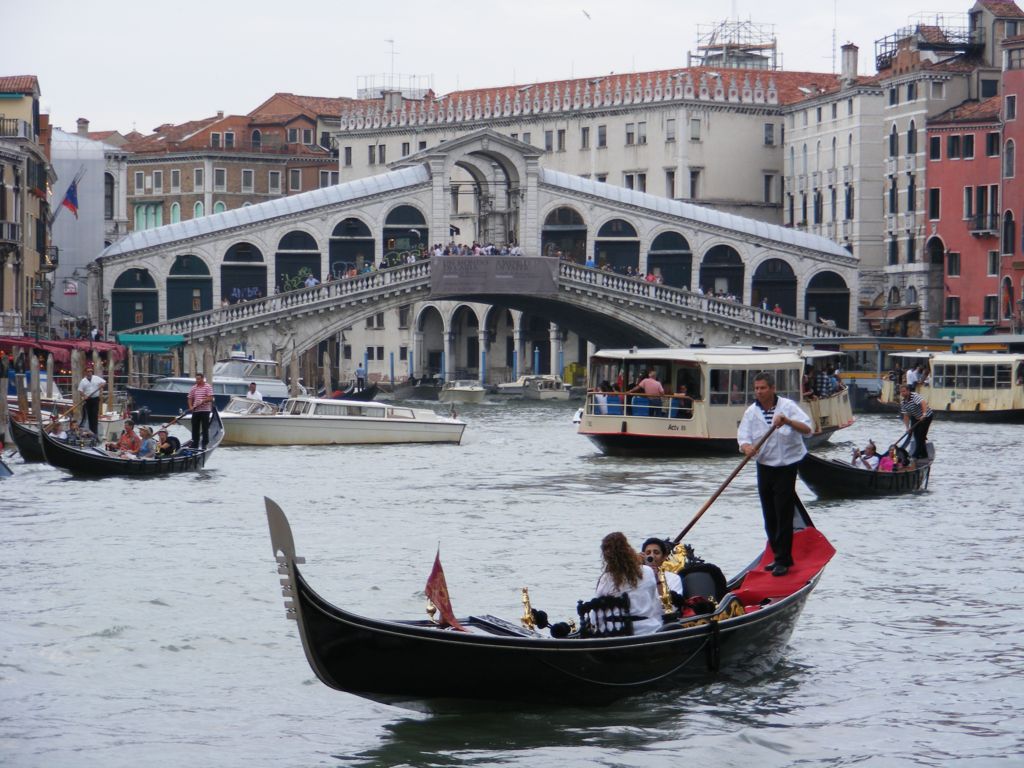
[7,0,943,135]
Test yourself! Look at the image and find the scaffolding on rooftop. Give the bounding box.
[687,19,780,71]
[874,12,984,71]
[356,73,434,101]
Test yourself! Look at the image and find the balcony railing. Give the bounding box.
[0,118,32,140]
[969,213,999,235]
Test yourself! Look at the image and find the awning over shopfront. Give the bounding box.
[937,325,995,338]
[116,334,186,355]
[0,336,127,366]
[861,307,918,322]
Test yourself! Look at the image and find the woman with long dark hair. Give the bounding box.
[594,532,662,635]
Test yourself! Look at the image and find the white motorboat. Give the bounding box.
[495,374,564,396]
[523,375,569,401]
[438,379,486,404]
[199,395,465,446]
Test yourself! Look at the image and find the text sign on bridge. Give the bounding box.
[430,256,558,297]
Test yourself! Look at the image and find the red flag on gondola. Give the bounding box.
[425,549,466,631]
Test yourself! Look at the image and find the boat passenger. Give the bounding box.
[155,428,177,457]
[136,427,156,459]
[628,370,665,417]
[878,447,896,472]
[640,537,683,604]
[669,384,693,418]
[593,380,611,415]
[594,532,662,635]
[105,419,141,454]
[852,440,881,470]
[245,382,264,402]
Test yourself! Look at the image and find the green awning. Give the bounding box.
[116,333,186,354]
[937,325,994,338]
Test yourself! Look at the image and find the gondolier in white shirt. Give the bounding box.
[77,364,106,436]
[737,372,813,577]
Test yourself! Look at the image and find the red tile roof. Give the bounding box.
[0,75,40,95]
[978,0,1024,19]
[247,93,351,119]
[931,95,1002,123]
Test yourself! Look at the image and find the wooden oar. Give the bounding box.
[672,424,778,545]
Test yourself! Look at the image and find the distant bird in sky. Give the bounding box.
[582,9,591,19]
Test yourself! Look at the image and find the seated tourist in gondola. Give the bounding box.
[45,420,68,441]
[851,440,881,470]
[594,532,662,635]
[135,427,156,459]
[105,419,141,455]
[155,428,178,457]
[640,537,683,604]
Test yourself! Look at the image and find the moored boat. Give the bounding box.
[194,395,465,446]
[577,346,854,456]
[438,379,486,404]
[0,455,12,478]
[39,410,223,476]
[496,374,563,397]
[127,354,301,420]
[265,496,835,708]
[798,450,933,497]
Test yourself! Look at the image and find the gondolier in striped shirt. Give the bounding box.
[738,372,813,577]
[899,383,933,460]
[187,372,215,449]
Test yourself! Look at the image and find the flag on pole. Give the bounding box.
[424,548,466,631]
[61,180,79,219]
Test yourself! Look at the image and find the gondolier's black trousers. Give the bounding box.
[83,396,100,436]
[911,414,932,459]
[191,411,211,449]
[756,461,800,567]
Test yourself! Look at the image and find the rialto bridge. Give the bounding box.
[98,129,853,384]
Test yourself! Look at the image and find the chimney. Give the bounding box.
[841,44,859,85]
[216,110,224,120]
[77,117,90,136]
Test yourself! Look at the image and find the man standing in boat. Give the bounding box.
[187,372,214,450]
[77,364,105,436]
[898,383,933,461]
[245,382,263,402]
[738,372,813,577]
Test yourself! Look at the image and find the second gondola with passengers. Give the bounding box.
[577,346,854,456]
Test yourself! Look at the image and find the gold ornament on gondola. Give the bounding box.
[656,569,675,615]
[520,587,535,629]
[425,599,438,623]
[662,543,688,574]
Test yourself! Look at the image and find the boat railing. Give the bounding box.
[582,390,695,419]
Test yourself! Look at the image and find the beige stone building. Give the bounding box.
[0,75,56,337]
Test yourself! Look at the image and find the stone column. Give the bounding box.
[477,328,489,384]
[443,331,456,381]
[549,323,561,378]
[515,327,527,378]
[412,330,424,379]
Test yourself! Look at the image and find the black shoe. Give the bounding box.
[763,562,776,571]
[771,564,789,577]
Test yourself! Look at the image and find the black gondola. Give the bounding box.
[8,414,46,463]
[332,382,378,402]
[39,410,224,477]
[798,449,932,497]
[266,497,836,708]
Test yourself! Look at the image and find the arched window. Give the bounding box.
[1003,211,1016,255]
[170,202,180,224]
[1005,140,1016,178]
[213,201,226,214]
[888,286,901,305]
[906,285,918,305]
[889,124,899,157]
[193,201,204,218]
[831,137,837,168]
[815,140,821,171]
[801,144,808,174]
[789,146,795,174]
[907,120,917,155]
[251,129,261,150]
